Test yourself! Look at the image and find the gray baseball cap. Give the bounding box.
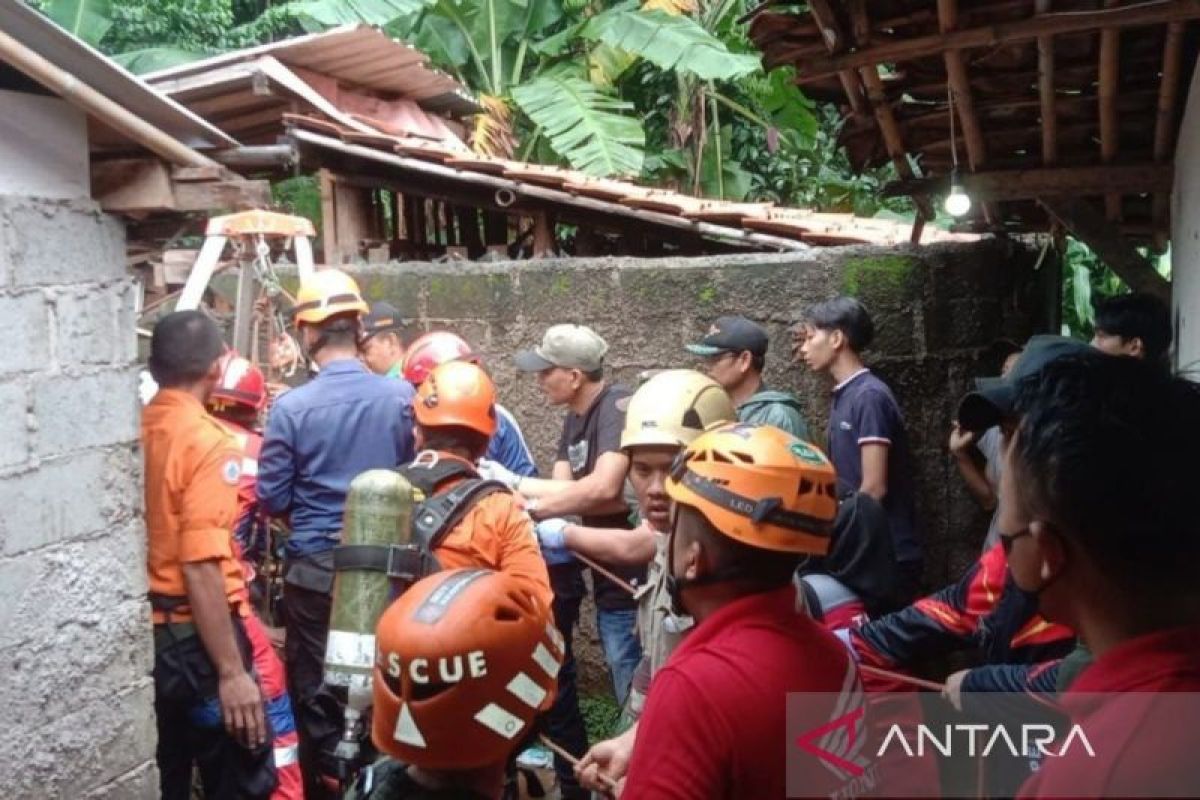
[515,324,609,372]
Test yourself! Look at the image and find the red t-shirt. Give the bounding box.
[622,586,861,799]
[1018,625,1200,798]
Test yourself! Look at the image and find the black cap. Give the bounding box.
[956,335,1093,431]
[685,316,769,358]
[361,301,405,339]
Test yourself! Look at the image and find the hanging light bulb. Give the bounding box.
[944,170,971,217]
[943,85,972,217]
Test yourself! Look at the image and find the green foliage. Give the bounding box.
[512,73,645,176]
[43,0,113,46]
[580,693,621,743]
[272,176,323,235]
[1060,239,1124,338]
[579,8,761,81]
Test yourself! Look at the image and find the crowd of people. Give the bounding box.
[142,268,1199,799]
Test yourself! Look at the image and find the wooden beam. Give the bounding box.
[859,66,936,219]
[319,169,338,265]
[1152,21,1185,249]
[806,0,871,120]
[1099,0,1122,221]
[1039,196,1169,301]
[938,0,998,223]
[172,178,270,212]
[792,0,1200,81]
[1035,0,1058,166]
[883,163,1173,201]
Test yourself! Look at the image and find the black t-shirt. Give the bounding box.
[357,759,491,800]
[556,383,645,609]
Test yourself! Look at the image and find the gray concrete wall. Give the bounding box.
[350,238,1053,595]
[0,195,156,798]
[1174,67,1200,373]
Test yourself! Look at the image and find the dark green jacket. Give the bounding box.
[737,388,811,441]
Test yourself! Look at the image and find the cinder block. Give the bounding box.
[0,381,29,469]
[4,198,125,288]
[0,447,141,557]
[0,520,148,653]
[0,291,49,375]
[32,367,138,458]
[53,282,137,367]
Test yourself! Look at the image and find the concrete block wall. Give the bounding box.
[350,238,1053,594]
[0,195,156,798]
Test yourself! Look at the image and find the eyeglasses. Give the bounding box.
[998,527,1032,555]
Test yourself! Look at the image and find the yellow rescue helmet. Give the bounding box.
[292,268,368,325]
[620,369,736,452]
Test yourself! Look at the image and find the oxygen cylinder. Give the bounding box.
[324,469,415,774]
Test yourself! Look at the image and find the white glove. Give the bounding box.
[535,518,569,549]
[476,458,521,490]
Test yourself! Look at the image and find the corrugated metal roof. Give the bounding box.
[284,114,978,249]
[0,0,236,150]
[145,25,479,117]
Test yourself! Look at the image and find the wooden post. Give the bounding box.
[1036,0,1058,167]
[319,169,338,265]
[1151,21,1185,250]
[532,211,555,258]
[1099,0,1122,221]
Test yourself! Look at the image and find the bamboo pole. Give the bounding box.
[0,29,214,168]
[1099,0,1122,221]
[938,0,998,224]
[1036,0,1059,167]
[859,66,936,220]
[1151,21,1185,249]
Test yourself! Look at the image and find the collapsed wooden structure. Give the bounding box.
[746,0,1200,299]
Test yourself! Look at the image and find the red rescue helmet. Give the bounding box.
[372,569,563,770]
[208,350,266,413]
[403,331,477,386]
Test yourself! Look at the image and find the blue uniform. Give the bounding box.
[490,403,538,478]
[257,359,416,556]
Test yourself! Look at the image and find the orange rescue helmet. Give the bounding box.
[372,569,563,770]
[403,331,477,386]
[292,268,368,325]
[208,350,267,412]
[413,361,498,437]
[666,423,838,556]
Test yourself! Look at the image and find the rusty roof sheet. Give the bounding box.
[144,25,479,117]
[283,112,977,249]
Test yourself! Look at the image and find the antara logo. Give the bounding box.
[876,723,1096,759]
[795,706,870,779]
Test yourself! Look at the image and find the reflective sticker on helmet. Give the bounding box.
[221,458,242,485]
[790,441,827,465]
[412,569,490,625]
[393,701,427,748]
[545,623,565,653]
[474,702,525,740]
[531,642,561,679]
[507,671,548,709]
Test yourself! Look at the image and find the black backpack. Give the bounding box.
[332,456,512,592]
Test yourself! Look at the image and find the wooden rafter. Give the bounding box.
[1038,196,1170,302]
[1099,0,1122,221]
[883,163,1174,201]
[1035,0,1058,166]
[806,0,871,119]
[938,0,998,223]
[791,0,1200,81]
[1152,21,1185,249]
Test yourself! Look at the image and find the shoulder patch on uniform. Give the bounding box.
[221,457,242,485]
